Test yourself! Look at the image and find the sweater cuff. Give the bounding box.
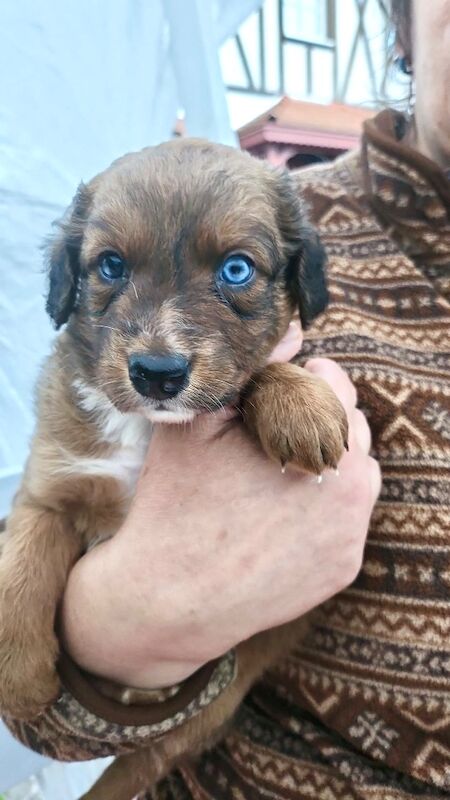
[3,649,236,761]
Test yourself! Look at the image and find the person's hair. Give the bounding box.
[377,0,413,109]
[390,0,412,61]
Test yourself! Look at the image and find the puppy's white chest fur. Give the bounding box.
[69,382,152,495]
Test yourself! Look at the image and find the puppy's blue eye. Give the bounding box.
[219,254,254,286]
[98,253,126,281]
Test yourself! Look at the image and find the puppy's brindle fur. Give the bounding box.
[0,140,347,800]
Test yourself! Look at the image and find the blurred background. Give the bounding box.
[0,0,406,796]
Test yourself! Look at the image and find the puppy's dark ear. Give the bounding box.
[294,227,328,329]
[274,170,328,329]
[45,183,90,329]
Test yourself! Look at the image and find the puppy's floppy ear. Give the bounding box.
[45,182,91,329]
[294,226,328,329]
[274,170,328,329]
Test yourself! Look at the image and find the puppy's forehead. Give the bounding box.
[86,140,281,255]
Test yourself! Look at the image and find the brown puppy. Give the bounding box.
[0,139,347,799]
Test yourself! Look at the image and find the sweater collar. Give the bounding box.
[361,109,450,265]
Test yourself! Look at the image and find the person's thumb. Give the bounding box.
[267,320,303,364]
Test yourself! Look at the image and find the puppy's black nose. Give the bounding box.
[128,354,190,400]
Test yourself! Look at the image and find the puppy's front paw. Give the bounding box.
[0,619,60,719]
[242,363,348,475]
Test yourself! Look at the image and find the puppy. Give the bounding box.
[0,139,347,799]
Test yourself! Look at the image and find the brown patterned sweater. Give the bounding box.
[5,109,450,799]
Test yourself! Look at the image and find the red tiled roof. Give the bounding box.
[238,96,374,151]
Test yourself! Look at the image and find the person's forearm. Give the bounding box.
[60,539,205,689]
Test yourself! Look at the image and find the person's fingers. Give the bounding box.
[305,358,358,415]
[350,408,372,454]
[368,457,382,502]
[266,321,303,365]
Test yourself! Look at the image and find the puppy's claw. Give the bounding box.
[316,474,323,485]
[280,460,286,475]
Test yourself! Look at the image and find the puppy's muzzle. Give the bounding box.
[128,353,190,401]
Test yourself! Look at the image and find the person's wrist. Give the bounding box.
[60,536,208,690]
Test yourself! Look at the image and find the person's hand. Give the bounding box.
[61,323,380,689]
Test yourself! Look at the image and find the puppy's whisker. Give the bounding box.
[92,324,124,335]
[129,281,139,302]
[189,376,233,391]
[189,387,226,412]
